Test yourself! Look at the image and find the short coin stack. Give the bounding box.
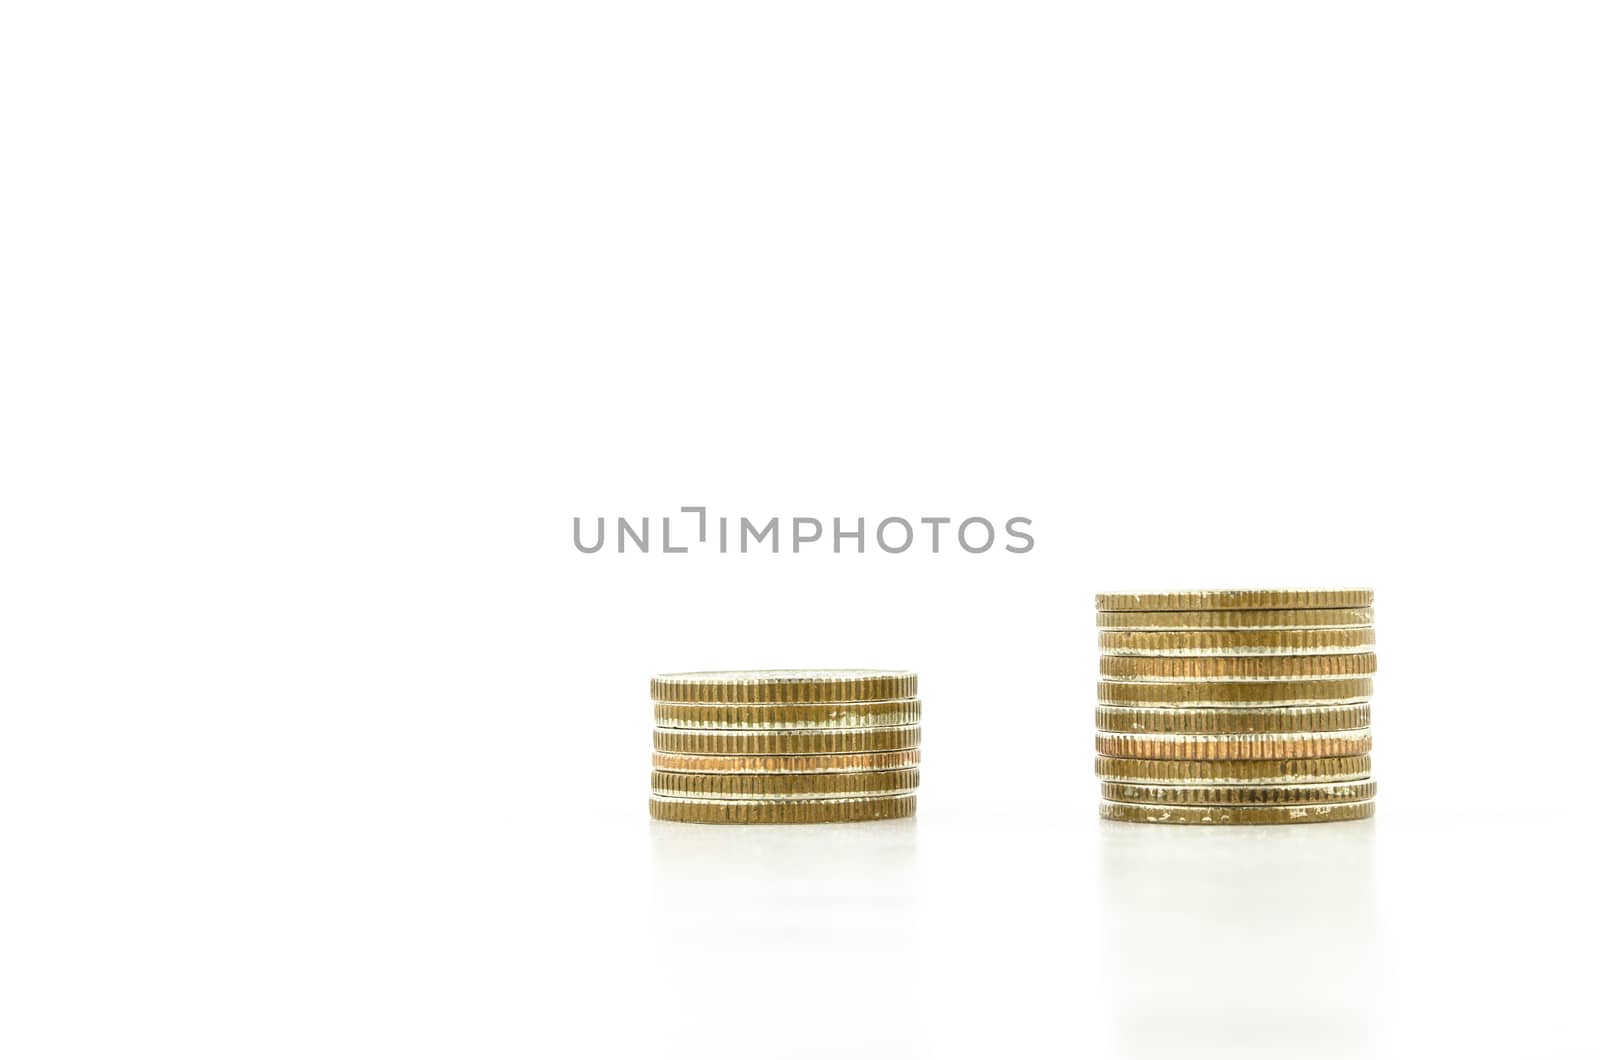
[650,669,920,824]
[1096,590,1377,825]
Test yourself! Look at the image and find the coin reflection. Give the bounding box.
[650,819,921,1055]
[1099,819,1379,1060]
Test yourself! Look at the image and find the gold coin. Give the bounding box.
[1099,678,1372,707]
[653,749,921,774]
[650,793,917,824]
[653,725,922,755]
[654,698,921,730]
[651,768,919,799]
[1096,730,1373,760]
[1100,653,1377,681]
[1097,607,1374,631]
[650,669,916,704]
[1096,589,1373,612]
[1095,703,1370,734]
[1099,628,1377,656]
[1101,780,1378,805]
[1100,800,1375,825]
[1096,754,1372,785]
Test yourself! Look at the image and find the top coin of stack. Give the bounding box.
[1095,589,1377,825]
[650,669,920,824]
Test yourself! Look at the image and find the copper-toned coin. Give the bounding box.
[1095,754,1372,785]
[654,698,921,730]
[1098,678,1372,707]
[649,794,917,824]
[1099,627,1376,656]
[1100,800,1375,825]
[1095,703,1370,734]
[652,749,920,774]
[650,768,919,799]
[1100,653,1377,681]
[1096,607,1374,631]
[1096,730,1373,760]
[653,725,921,755]
[650,669,916,704]
[1096,589,1373,612]
[1101,780,1378,806]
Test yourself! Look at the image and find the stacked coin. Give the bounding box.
[1096,590,1377,824]
[650,669,920,824]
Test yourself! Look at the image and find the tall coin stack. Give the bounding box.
[650,669,920,824]
[1096,590,1377,824]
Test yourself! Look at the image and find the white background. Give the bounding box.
[4,2,1598,1058]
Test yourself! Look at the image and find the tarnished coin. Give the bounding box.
[653,725,921,755]
[1101,780,1378,806]
[1098,678,1372,707]
[1095,754,1372,785]
[1100,800,1375,825]
[651,669,916,704]
[1100,653,1377,682]
[1096,607,1374,631]
[1099,628,1376,656]
[653,749,921,774]
[1096,730,1373,760]
[654,698,921,730]
[1096,589,1373,612]
[650,767,919,799]
[650,793,917,824]
[1095,703,1370,734]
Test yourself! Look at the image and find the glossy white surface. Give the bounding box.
[644,804,1597,1059]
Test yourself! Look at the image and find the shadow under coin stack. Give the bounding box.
[1095,590,1377,825]
[650,669,920,824]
